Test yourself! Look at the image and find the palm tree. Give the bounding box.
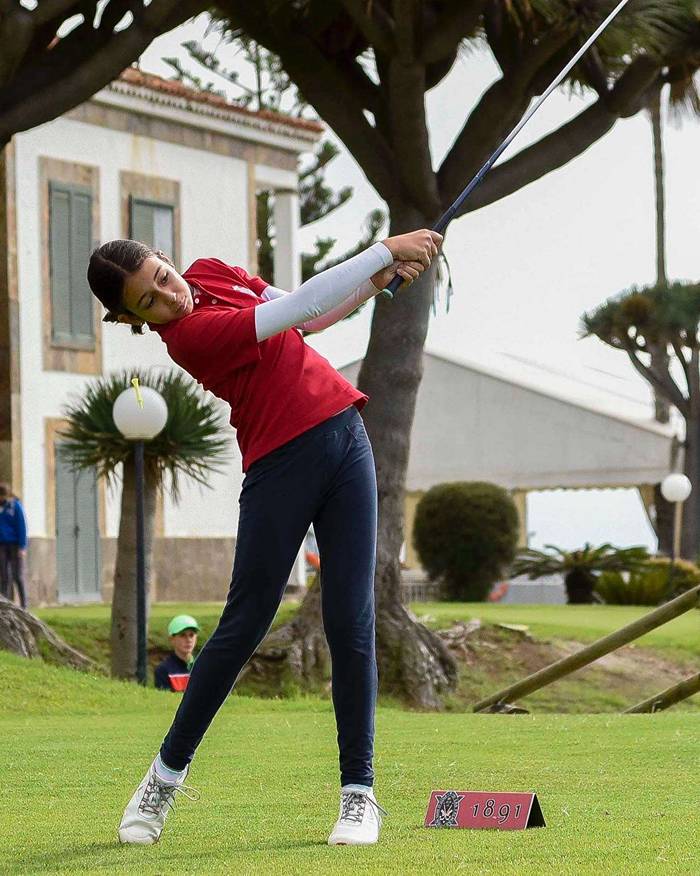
[512,544,650,604]
[58,369,230,679]
[647,82,674,555]
[584,60,700,558]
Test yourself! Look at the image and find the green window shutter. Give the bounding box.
[130,197,174,256]
[75,466,101,599]
[55,445,101,602]
[70,189,94,341]
[152,205,174,254]
[49,185,72,343]
[55,443,78,601]
[49,182,94,345]
[130,197,153,245]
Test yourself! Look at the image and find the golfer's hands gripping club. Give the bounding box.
[377,229,443,299]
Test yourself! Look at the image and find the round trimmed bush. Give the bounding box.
[413,481,519,601]
[596,557,700,606]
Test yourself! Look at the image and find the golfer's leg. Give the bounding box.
[160,464,316,771]
[314,427,378,788]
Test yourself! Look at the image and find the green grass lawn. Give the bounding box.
[33,600,700,713]
[36,601,700,665]
[1,651,698,875]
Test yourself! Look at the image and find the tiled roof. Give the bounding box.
[116,67,324,136]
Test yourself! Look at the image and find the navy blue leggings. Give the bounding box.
[160,406,378,787]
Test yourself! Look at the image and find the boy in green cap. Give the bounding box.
[154,615,200,692]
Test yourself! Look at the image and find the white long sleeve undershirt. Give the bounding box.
[254,242,393,341]
[261,278,381,332]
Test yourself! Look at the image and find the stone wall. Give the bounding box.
[24,536,236,606]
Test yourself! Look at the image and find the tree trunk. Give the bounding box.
[682,411,700,559]
[356,204,458,707]
[650,86,668,292]
[249,580,330,688]
[648,84,674,555]
[564,569,596,604]
[0,595,93,669]
[110,454,157,679]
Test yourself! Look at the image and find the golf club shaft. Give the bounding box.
[381,0,633,298]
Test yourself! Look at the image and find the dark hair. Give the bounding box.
[0,482,10,498]
[87,240,173,336]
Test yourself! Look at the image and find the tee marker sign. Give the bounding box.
[425,791,545,831]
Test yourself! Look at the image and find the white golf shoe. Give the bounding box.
[328,788,387,846]
[118,760,199,845]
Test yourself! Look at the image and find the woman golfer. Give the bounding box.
[87,228,441,847]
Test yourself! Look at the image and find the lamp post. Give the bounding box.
[112,383,168,685]
[660,473,692,599]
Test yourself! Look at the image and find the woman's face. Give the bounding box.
[122,255,194,325]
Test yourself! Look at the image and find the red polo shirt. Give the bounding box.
[150,258,368,470]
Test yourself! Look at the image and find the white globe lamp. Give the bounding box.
[660,473,692,505]
[112,385,168,440]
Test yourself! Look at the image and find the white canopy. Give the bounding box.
[341,349,675,492]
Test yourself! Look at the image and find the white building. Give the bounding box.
[0,68,321,605]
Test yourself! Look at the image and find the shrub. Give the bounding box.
[596,558,700,606]
[413,481,519,601]
[513,543,650,605]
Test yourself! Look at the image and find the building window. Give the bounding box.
[129,197,175,256]
[48,181,95,347]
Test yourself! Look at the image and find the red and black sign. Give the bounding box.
[425,790,545,830]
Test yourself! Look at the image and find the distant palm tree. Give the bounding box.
[58,369,230,679]
[512,543,650,604]
[583,68,700,558]
[648,81,675,553]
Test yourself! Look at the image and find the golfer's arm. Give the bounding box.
[254,242,392,341]
[261,278,382,331]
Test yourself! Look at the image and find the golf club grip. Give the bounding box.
[380,273,404,299]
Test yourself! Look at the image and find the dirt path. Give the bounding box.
[437,620,699,713]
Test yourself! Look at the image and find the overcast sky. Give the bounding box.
[139,15,700,552]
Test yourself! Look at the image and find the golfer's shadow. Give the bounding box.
[13,837,323,871]
[223,838,326,854]
[11,841,117,872]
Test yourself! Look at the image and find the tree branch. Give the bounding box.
[0,0,205,144]
[437,21,577,207]
[340,0,395,56]
[218,0,400,204]
[34,0,83,26]
[421,0,485,64]
[393,0,418,63]
[453,55,660,216]
[384,56,441,215]
[671,340,690,392]
[625,345,689,418]
[690,348,700,411]
[483,0,515,74]
[579,45,610,98]
[0,5,34,82]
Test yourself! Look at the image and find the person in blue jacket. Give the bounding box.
[0,482,28,609]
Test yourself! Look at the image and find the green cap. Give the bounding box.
[168,614,200,636]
